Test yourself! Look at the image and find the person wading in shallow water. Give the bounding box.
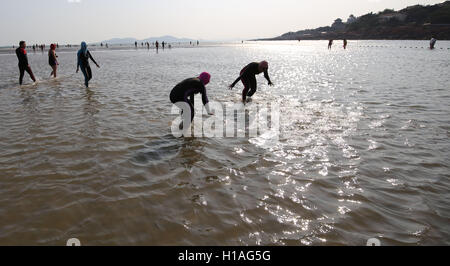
[228,61,274,104]
[16,41,36,85]
[328,40,333,50]
[170,72,214,134]
[76,42,100,88]
[430,37,437,50]
[48,44,59,78]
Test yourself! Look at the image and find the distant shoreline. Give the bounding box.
[258,1,450,42]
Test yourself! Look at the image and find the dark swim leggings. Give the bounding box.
[241,76,257,102]
[170,95,195,122]
[19,65,36,85]
[80,64,92,87]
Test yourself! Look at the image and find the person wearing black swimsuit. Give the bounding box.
[170,72,213,132]
[228,61,273,104]
[16,41,36,85]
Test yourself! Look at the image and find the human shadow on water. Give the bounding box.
[132,134,183,166]
[131,134,207,167]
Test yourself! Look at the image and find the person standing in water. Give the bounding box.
[16,41,36,85]
[328,40,333,50]
[229,61,274,104]
[48,44,59,78]
[76,42,100,88]
[343,39,348,50]
[170,72,213,133]
[430,37,437,50]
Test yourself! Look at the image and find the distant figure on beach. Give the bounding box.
[343,39,348,49]
[135,41,138,48]
[197,40,199,46]
[48,44,59,78]
[229,61,274,104]
[162,41,165,50]
[106,43,109,48]
[430,37,437,50]
[328,40,333,50]
[76,42,100,88]
[16,41,36,85]
[156,41,159,52]
[170,72,213,134]
[32,45,36,52]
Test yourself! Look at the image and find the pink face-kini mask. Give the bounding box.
[199,72,211,85]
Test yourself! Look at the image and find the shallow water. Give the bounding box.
[0,40,449,246]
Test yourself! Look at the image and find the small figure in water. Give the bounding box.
[430,37,437,50]
[48,44,59,78]
[16,41,36,85]
[343,39,348,50]
[76,42,100,88]
[170,72,213,134]
[328,40,333,50]
[229,61,274,104]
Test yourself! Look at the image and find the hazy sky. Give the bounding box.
[0,0,445,45]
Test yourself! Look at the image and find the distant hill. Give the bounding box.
[258,1,450,40]
[100,35,197,45]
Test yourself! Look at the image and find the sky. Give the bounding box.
[0,0,445,46]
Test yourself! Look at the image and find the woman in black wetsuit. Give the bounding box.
[48,44,59,78]
[76,42,100,88]
[170,72,213,132]
[228,61,273,104]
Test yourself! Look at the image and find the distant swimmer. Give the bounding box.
[76,42,100,88]
[343,39,348,50]
[48,44,59,78]
[16,41,36,85]
[430,37,437,50]
[229,61,274,104]
[170,72,213,133]
[328,40,333,50]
